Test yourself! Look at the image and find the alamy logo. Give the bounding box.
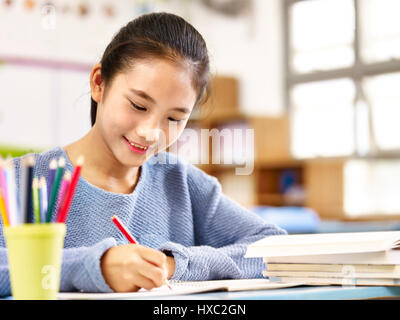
[41,4,56,31]
[341,265,356,288]
[146,123,255,175]
[41,265,57,290]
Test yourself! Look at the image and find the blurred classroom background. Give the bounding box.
[1,0,400,234]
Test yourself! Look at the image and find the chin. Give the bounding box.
[120,149,159,167]
[122,153,146,166]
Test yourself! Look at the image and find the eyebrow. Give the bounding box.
[129,88,191,114]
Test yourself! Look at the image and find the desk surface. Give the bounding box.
[3,285,400,300]
[155,285,400,300]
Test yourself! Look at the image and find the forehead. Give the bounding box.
[115,59,197,108]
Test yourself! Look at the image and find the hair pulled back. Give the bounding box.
[90,12,210,126]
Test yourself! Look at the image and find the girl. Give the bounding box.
[0,12,285,295]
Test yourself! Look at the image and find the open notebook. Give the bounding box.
[58,279,303,300]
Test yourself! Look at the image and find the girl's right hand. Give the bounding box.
[100,244,168,292]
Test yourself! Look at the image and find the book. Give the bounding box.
[263,270,400,279]
[266,263,400,273]
[245,231,400,258]
[245,231,400,287]
[57,279,304,300]
[262,250,400,265]
[267,276,400,287]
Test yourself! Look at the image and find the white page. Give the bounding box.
[58,279,303,300]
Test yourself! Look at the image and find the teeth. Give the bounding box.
[130,141,146,150]
[125,137,148,150]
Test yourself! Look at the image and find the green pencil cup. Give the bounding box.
[3,223,66,300]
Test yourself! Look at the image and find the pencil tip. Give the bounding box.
[26,155,35,166]
[58,157,66,167]
[77,156,85,166]
[64,170,72,179]
[4,158,13,168]
[49,158,58,169]
[32,177,39,187]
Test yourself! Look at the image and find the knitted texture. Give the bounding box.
[0,147,286,295]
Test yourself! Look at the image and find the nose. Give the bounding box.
[136,119,162,144]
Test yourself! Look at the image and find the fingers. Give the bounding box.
[133,273,160,291]
[136,258,167,288]
[120,245,168,290]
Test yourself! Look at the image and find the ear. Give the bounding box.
[90,63,103,103]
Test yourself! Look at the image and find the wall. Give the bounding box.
[0,0,284,150]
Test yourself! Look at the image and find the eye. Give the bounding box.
[168,118,184,123]
[129,100,146,111]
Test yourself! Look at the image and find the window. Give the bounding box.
[344,159,400,217]
[290,0,355,73]
[291,78,355,157]
[360,0,400,63]
[284,0,400,159]
[363,72,400,150]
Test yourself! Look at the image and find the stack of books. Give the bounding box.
[245,231,400,286]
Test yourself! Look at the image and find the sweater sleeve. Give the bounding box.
[158,164,287,281]
[0,237,117,297]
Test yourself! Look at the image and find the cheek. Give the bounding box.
[164,123,187,146]
[103,103,133,132]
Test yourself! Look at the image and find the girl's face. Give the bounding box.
[94,58,198,167]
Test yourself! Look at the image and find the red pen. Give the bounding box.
[111,215,172,290]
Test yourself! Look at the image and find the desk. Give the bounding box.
[3,285,400,300]
[150,285,400,300]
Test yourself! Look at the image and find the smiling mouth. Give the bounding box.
[123,136,150,151]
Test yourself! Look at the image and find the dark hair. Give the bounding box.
[90,12,210,126]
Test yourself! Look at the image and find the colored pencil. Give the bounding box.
[54,171,71,222]
[4,159,19,226]
[111,215,138,244]
[111,215,172,290]
[32,177,40,223]
[47,159,57,203]
[56,156,84,223]
[0,188,9,226]
[0,159,10,225]
[23,155,35,223]
[46,157,65,223]
[39,176,48,224]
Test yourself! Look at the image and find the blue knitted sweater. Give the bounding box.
[0,146,286,295]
